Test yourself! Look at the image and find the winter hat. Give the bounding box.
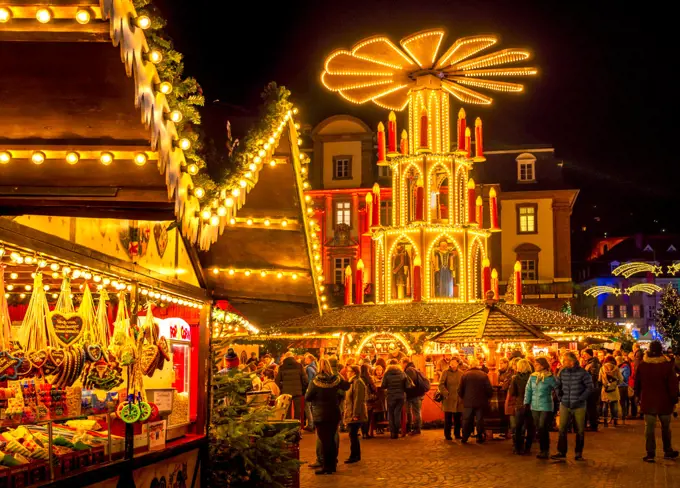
[649,340,663,357]
[225,348,238,359]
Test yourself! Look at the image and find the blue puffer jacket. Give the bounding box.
[524,373,558,412]
[555,365,593,409]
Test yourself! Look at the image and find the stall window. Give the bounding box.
[334,257,351,284]
[335,201,351,227]
[520,260,537,281]
[632,305,641,318]
[380,201,392,225]
[333,156,352,180]
[517,204,537,234]
[605,305,614,319]
[619,305,628,318]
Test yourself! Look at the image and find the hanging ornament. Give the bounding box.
[18,273,53,350]
[95,288,111,349]
[79,283,96,344]
[55,277,75,313]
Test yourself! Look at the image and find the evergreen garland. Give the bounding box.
[656,284,680,354]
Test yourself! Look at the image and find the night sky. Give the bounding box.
[154,0,676,257]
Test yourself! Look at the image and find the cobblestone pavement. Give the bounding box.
[300,419,680,488]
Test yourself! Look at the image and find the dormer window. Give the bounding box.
[516,153,536,182]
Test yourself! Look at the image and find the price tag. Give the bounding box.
[148,420,166,451]
[153,390,173,411]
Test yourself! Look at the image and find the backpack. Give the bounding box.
[411,368,431,396]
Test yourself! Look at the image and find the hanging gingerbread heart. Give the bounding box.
[0,350,23,381]
[48,311,85,347]
[28,349,48,369]
[141,344,160,377]
[86,344,103,362]
[12,350,33,378]
[157,336,171,361]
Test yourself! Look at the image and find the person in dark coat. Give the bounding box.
[635,340,679,462]
[275,352,308,421]
[439,357,464,440]
[552,351,593,461]
[458,359,493,444]
[360,363,377,439]
[401,358,424,435]
[343,366,367,463]
[305,358,350,475]
[381,359,414,439]
[509,359,535,455]
[582,348,602,431]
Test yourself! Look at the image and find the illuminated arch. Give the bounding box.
[426,161,454,224]
[386,232,420,303]
[426,231,465,301]
[401,162,424,224]
[454,165,467,225]
[354,331,414,356]
[468,235,487,300]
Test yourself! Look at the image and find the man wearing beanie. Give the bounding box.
[635,340,679,462]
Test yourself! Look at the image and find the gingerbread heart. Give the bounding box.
[48,311,85,347]
[157,337,171,362]
[12,350,33,377]
[0,351,22,381]
[48,348,66,368]
[29,349,48,369]
[86,344,103,362]
[141,344,160,377]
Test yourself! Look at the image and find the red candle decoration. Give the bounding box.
[355,259,365,305]
[491,268,499,300]
[475,117,484,158]
[475,196,483,227]
[419,109,428,149]
[514,261,523,305]
[465,127,471,158]
[415,177,424,221]
[400,129,408,155]
[344,266,353,306]
[377,122,386,163]
[489,187,499,231]
[482,258,491,297]
[413,255,422,302]
[372,183,380,226]
[457,108,466,150]
[467,178,476,224]
[365,192,373,228]
[388,111,397,154]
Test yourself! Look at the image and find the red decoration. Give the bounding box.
[413,256,422,302]
[377,122,386,162]
[415,178,424,221]
[400,129,408,155]
[467,178,476,224]
[475,196,483,226]
[344,266,353,306]
[465,127,471,158]
[491,268,499,300]
[365,192,373,229]
[482,258,491,297]
[457,108,466,150]
[514,261,523,304]
[355,260,365,305]
[388,111,397,154]
[489,187,499,230]
[372,183,380,226]
[475,117,484,158]
[419,109,428,149]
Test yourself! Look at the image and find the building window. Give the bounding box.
[334,257,351,284]
[520,260,537,281]
[378,165,392,178]
[333,156,352,180]
[516,153,536,182]
[605,305,614,319]
[632,305,641,318]
[335,201,351,227]
[380,201,392,226]
[648,305,656,319]
[517,204,538,234]
[619,305,627,318]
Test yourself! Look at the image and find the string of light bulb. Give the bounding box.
[0,149,154,167]
[0,5,103,24]
[212,267,307,281]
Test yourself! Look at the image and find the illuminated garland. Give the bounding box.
[212,308,259,337]
[584,284,663,297]
[611,262,663,278]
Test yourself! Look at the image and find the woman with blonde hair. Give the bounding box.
[509,359,535,455]
[305,358,350,475]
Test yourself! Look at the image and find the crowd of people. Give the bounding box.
[223,339,680,475]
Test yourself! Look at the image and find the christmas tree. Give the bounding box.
[560,301,572,315]
[656,284,680,354]
[208,335,302,487]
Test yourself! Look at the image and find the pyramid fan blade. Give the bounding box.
[435,35,498,69]
[400,29,446,69]
[441,80,492,105]
[352,36,416,70]
[325,50,396,75]
[449,77,524,93]
[452,48,531,71]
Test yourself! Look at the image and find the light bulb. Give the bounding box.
[103,278,110,285]
[263,143,270,150]
[20,293,26,299]
[134,152,147,166]
[66,152,80,165]
[217,206,227,217]
[24,256,33,264]
[193,187,205,199]
[25,285,32,291]
[258,149,266,157]
[0,151,11,164]
[260,271,266,277]
[248,163,256,171]
[159,82,173,94]
[269,160,276,167]
[50,263,59,271]
[292,273,298,280]
[228,269,235,276]
[246,219,253,226]
[239,179,247,188]
[0,7,11,22]
[281,219,288,227]
[72,269,81,279]
[212,268,219,275]
[136,15,151,29]
[229,218,236,225]
[148,50,163,64]
[210,215,219,226]
[293,107,299,114]
[169,110,183,123]
[75,8,91,24]
[277,272,283,279]
[244,270,251,277]
[201,209,211,220]
[264,219,271,226]
[44,285,50,291]
[141,289,149,295]
[304,195,311,202]
[31,151,46,165]
[178,138,191,150]
[268,137,275,144]
[93,275,101,282]
[187,164,199,175]
[253,156,262,164]
[100,152,113,165]
[231,188,240,197]
[83,272,92,280]
[36,8,52,23]
[63,266,71,274]
[38,260,47,268]
[10,273,18,280]
[6,285,13,291]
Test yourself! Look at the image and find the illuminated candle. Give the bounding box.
[467,178,476,224]
[356,259,365,305]
[491,268,499,300]
[413,255,422,302]
[475,117,484,158]
[388,111,397,154]
[377,122,386,163]
[514,261,523,305]
[419,109,428,149]
[365,192,373,228]
[489,187,499,230]
[465,127,471,158]
[482,258,491,297]
[475,196,483,227]
[344,266,353,306]
[457,108,466,150]
[415,177,424,221]
[400,129,408,155]
[372,183,380,226]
